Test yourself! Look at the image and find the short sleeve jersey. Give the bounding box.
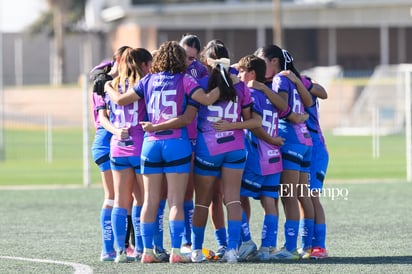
[92,92,106,129]
[134,71,201,141]
[186,60,209,140]
[196,79,253,156]
[273,74,312,146]
[106,81,146,157]
[302,76,326,145]
[246,88,282,175]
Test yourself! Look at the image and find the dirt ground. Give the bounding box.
[3,81,353,130]
[3,85,87,128]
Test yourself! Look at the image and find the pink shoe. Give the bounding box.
[126,246,135,257]
[310,247,328,259]
[169,251,191,263]
[141,251,162,263]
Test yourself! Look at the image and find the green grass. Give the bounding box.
[0,129,101,185]
[0,129,408,186]
[325,133,406,180]
[0,182,411,273]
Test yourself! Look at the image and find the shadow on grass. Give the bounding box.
[261,256,412,265]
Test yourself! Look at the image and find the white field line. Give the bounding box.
[0,256,93,274]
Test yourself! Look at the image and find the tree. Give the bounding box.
[28,0,86,85]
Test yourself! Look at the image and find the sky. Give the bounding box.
[0,0,47,32]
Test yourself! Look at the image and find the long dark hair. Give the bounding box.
[260,44,302,80]
[200,40,237,102]
[179,33,201,53]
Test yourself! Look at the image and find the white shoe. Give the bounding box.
[238,240,257,260]
[222,248,238,263]
[191,249,203,263]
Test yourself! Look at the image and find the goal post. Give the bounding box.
[82,74,91,187]
[404,65,412,182]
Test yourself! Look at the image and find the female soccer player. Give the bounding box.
[287,73,329,259]
[104,47,153,263]
[304,76,329,259]
[180,36,228,258]
[256,45,314,259]
[90,60,116,262]
[90,46,131,262]
[107,41,220,263]
[189,40,261,263]
[236,54,288,261]
[178,33,209,253]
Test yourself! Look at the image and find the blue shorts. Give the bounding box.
[141,138,192,174]
[309,143,329,190]
[91,127,112,172]
[241,168,280,199]
[110,156,141,173]
[194,138,247,177]
[280,143,312,173]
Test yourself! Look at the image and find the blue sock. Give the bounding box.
[240,211,251,242]
[270,215,279,248]
[312,223,326,248]
[261,214,277,248]
[132,205,143,252]
[214,227,227,248]
[169,220,185,249]
[300,218,315,250]
[111,207,128,252]
[100,208,114,254]
[227,220,242,250]
[182,200,194,246]
[192,226,206,250]
[141,222,155,249]
[153,199,166,250]
[284,220,299,252]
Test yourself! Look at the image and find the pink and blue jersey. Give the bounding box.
[106,81,146,157]
[302,76,326,146]
[196,78,253,156]
[134,71,201,141]
[187,60,208,80]
[186,60,208,140]
[273,74,312,146]
[92,92,107,130]
[246,88,282,175]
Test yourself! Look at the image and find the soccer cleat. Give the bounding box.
[154,247,170,262]
[238,240,257,261]
[141,249,162,263]
[215,246,226,259]
[268,246,278,260]
[248,246,270,261]
[114,249,129,263]
[298,248,312,259]
[126,246,135,257]
[100,251,116,262]
[180,244,192,254]
[271,247,300,260]
[191,249,203,263]
[310,247,328,259]
[221,248,238,263]
[131,250,143,261]
[169,249,191,263]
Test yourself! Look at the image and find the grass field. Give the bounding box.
[0,129,408,185]
[1,128,411,273]
[0,182,411,273]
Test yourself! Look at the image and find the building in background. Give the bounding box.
[100,0,412,76]
[2,0,412,86]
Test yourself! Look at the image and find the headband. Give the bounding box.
[207,57,231,87]
[281,49,293,70]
